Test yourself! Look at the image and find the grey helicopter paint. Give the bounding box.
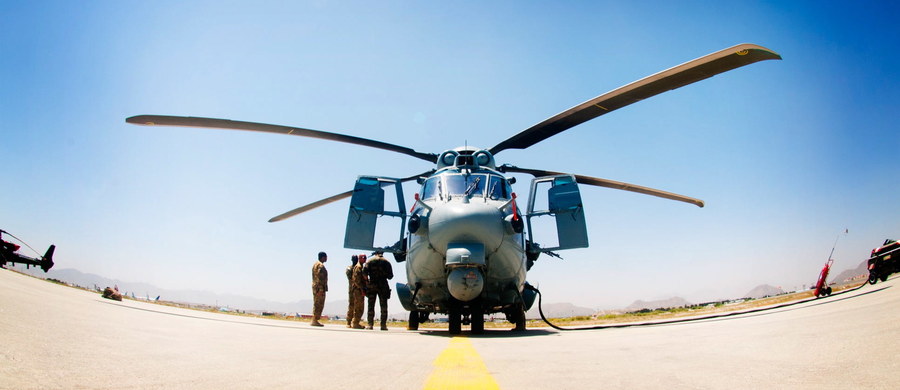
[127,44,781,334]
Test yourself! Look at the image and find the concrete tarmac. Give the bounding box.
[2,269,898,389]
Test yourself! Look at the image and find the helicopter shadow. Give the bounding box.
[416,328,558,338]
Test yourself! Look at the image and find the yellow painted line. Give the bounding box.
[423,336,500,390]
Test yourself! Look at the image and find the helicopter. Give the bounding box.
[127,43,780,334]
[0,229,55,272]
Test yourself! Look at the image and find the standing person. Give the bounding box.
[311,251,328,327]
[345,255,359,328]
[349,255,367,329]
[364,251,393,330]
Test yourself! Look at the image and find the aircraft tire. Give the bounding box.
[449,308,462,335]
[511,304,526,332]
[471,304,484,334]
[408,310,419,330]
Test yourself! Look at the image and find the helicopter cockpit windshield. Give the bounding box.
[446,174,486,197]
[421,173,511,201]
[487,175,511,200]
[421,177,441,200]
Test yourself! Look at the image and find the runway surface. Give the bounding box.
[2,268,899,389]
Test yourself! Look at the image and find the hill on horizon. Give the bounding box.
[743,284,784,299]
[829,260,868,284]
[625,297,691,312]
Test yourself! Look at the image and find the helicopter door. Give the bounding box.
[344,176,407,251]
[526,174,589,251]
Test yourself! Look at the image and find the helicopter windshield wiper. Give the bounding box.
[488,180,498,199]
[464,176,482,197]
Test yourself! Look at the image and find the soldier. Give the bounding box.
[310,251,328,327]
[349,254,367,329]
[364,251,393,330]
[345,255,358,328]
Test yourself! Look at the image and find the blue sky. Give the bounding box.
[2,1,898,309]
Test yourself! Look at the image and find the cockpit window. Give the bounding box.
[422,173,510,200]
[488,175,510,200]
[421,177,441,200]
[445,174,487,197]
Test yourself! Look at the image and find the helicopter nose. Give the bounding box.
[447,267,484,302]
[427,202,505,253]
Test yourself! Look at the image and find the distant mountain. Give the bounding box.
[625,297,691,311]
[526,302,595,319]
[743,284,784,299]
[829,260,868,284]
[9,266,354,316]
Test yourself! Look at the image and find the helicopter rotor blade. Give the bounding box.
[126,115,438,163]
[489,44,781,155]
[500,165,704,208]
[268,190,355,222]
[268,170,434,222]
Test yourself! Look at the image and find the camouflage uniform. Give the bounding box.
[350,262,367,328]
[364,253,393,330]
[345,262,355,327]
[311,258,328,326]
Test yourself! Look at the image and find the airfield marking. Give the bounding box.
[423,336,500,390]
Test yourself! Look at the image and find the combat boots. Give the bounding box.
[351,318,365,329]
[380,323,388,331]
[310,320,324,327]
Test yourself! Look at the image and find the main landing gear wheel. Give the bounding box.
[508,304,526,332]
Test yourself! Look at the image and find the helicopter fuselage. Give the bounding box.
[404,162,527,317]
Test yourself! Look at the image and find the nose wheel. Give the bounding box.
[449,307,462,334]
[471,303,484,334]
[447,300,485,335]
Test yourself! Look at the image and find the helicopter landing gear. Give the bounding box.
[471,302,484,334]
[446,299,484,335]
[408,310,419,330]
[408,310,430,330]
[448,307,462,335]
[507,304,526,332]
